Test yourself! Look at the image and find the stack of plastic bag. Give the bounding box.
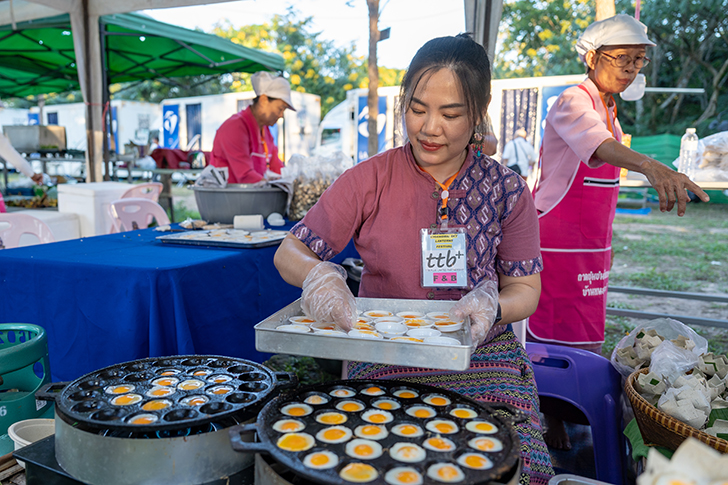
[194,165,228,188]
[283,151,354,221]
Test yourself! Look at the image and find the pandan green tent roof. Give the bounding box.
[0,11,285,98]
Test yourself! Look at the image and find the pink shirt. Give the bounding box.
[209,106,283,184]
[533,79,622,213]
[292,143,542,301]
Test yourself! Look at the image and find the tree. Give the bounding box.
[494,0,594,78]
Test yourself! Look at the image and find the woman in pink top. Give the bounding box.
[209,72,295,184]
[275,34,554,483]
[528,14,709,450]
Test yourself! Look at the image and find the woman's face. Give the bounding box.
[588,45,647,96]
[405,68,474,178]
[257,96,288,126]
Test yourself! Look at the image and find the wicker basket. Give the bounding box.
[625,368,728,453]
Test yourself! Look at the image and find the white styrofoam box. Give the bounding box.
[14,209,81,245]
[58,182,131,236]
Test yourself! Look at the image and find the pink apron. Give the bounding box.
[528,87,621,345]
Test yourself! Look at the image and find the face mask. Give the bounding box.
[620,73,646,101]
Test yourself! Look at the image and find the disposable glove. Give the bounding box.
[450,279,500,352]
[301,261,357,331]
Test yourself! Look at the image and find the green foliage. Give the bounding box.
[495,0,593,78]
[496,0,728,135]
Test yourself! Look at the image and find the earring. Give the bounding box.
[470,131,485,157]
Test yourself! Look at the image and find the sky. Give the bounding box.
[143,0,466,70]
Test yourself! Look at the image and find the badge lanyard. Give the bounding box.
[418,168,468,288]
[599,94,620,142]
[260,128,271,170]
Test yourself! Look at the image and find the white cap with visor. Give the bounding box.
[575,14,655,62]
[251,71,296,111]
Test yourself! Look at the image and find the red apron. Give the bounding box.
[528,87,621,345]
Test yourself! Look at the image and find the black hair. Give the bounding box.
[397,33,491,131]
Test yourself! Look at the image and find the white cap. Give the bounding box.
[251,72,296,111]
[575,14,656,62]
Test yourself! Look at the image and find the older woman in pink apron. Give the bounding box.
[528,14,709,450]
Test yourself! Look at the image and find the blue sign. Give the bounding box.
[540,85,573,140]
[28,113,39,125]
[162,105,180,148]
[356,96,387,164]
[111,106,119,153]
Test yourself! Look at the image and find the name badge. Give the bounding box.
[420,228,468,288]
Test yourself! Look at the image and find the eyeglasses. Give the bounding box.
[599,51,651,69]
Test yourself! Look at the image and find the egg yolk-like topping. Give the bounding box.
[466,421,497,434]
[399,314,421,319]
[339,401,364,412]
[354,444,374,456]
[304,395,327,404]
[209,375,232,384]
[367,413,388,423]
[362,386,383,395]
[395,390,417,399]
[323,428,348,441]
[428,396,449,406]
[374,401,396,410]
[427,438,453,450]
[339,463,378,482]
[415,409,433,418]
[129,414,157,425]
[296,318,316,323]
[437,466,460,481]
[111,393,142,406]
[193,370,211,376]
[181,396,208,406]
[451,408,477,419]
[142,400,170,411]
[398,425,419,435]
[435,423,455,433]
[147,387,175,397]
[276,433,314,452]
[152,378,177,387]
[274,420,304,432]
[178,380,204,390]
[471,437,501,451]
[309,453,330,466]
[106,385,134,394]
[366,311,390,318]
[397,446,420,459]
[360,425,382,436]
[208,386,233,395]
[396,471,420,484]
[459,454,492,469]
[160,370,179,376]
[286,406,309,416]
[317,412,348,424]
[331,388,355,397]
[435,320,458,326]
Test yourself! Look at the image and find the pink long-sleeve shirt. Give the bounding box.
[533,78,622,213]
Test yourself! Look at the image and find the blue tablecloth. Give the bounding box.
[0,224,357,382]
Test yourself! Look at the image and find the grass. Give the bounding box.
[606,201,728,358]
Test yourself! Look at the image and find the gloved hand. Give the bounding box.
[450,279,500,352]
[264,169,282,181]
[301,261,357,331]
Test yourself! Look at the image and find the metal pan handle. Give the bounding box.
[273,371,298,392]
[485,401,529,425]
[228,423,271,454]
[35,381,70,402]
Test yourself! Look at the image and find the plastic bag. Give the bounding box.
[649,341,700,385]
[693,130,728,182]
[283,151,354,221]
[610,317,708,378]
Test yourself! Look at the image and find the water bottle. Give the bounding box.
[678,128,699,178]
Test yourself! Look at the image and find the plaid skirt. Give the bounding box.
[347,328,555,485]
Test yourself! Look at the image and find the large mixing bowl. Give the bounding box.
[191,184,287,223]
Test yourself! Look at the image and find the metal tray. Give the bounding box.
[156,229,288,249]
[255,298,472,371]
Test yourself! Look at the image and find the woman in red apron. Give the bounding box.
[528,14,708,450]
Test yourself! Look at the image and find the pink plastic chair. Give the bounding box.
[108,198,170,232]
[120,182,163,202]
[0,213,56,249]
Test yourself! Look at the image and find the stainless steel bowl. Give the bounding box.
[191,184,287,223]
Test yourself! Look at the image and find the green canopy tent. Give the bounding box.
[0,12,284,98]
[0,9,284,180]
